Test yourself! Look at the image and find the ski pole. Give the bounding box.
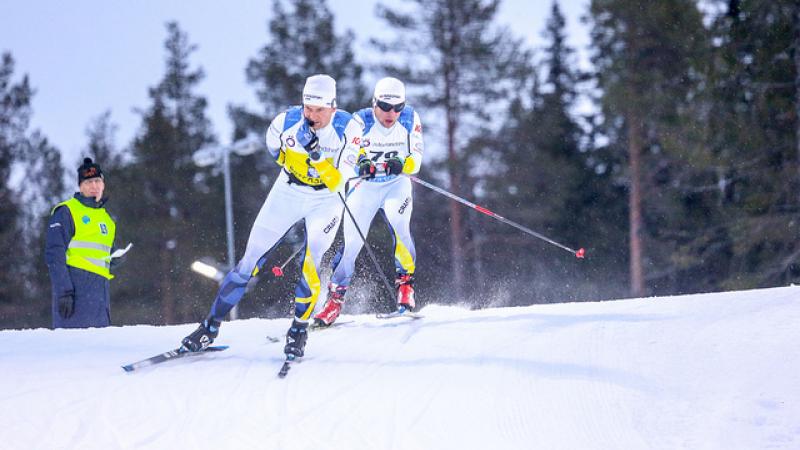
[407,175,585,259]
[337,190,397,299]
[271,246,303,277]
[346,178,366,197]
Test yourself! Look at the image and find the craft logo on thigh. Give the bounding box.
[323,216,339,234]
[398,197,410,215]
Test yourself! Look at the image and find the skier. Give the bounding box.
[314,77,424,326]
[180,74,365,359]
[45,158,131,328]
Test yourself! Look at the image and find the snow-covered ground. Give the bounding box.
[1,286,798,450]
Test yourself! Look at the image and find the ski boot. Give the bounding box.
[313,284,347,327]
[181,317,221,352]
[284,319,309,358]
[396,274,415,311]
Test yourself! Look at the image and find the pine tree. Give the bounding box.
[588,0,707,296]
[471,2,625,304]
[373,0,530,299]
[230,0,366,137]
[122,22,219,324]
[84,111,124,171]
[701,0,800,289]
[222,0,370,317]
[16,132,65,326]
[0,53,33,323]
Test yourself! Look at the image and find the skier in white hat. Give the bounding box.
[181,74,366,360]
[314,76,425,326]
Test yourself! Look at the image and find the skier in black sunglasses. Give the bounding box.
[315,77,425,326]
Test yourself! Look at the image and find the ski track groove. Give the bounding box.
[260,324,384,446]
[315,326,401,448]
[254,316,425,449]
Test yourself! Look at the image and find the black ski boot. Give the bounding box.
[284,319,309,358]
[181,318,221,352]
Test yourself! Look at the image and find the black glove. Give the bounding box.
[297,120,321,161]
[110,253,127,269]
[357,158,376,179]
[304,134,320,161]
[385,157,404,176]
[58,294,75,319]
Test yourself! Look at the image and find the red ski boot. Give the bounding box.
[314,284,347,327]
[396,274,415,311]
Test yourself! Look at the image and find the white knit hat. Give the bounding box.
[302,74,337,108]
[373,77,405,105]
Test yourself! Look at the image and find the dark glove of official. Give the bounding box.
[110,253,127,270]
[384,157,404,176]
[58,294,75,319]
[297,119,321,161]
[357,158,377,179]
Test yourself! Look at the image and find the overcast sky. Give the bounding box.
[1,0,590,168]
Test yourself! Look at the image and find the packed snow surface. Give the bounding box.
[2,286,798,450]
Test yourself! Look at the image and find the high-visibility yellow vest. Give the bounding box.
[54,197,116,280]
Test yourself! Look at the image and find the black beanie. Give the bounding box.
[77,157,104,186]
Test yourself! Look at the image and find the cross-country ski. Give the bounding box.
[121,345,228,372]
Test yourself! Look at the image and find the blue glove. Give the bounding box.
[296,120,321,161]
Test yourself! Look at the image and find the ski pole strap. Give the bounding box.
[407,175,585,258]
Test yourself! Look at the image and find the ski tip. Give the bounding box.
[575,247,586,259]
[121,365,134,372]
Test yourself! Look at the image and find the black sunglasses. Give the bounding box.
[375,100,405,113]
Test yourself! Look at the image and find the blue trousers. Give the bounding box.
[52,267,110,329]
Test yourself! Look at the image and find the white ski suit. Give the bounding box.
[207,106,362,321]
[329,105,424,288]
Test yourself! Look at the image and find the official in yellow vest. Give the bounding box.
[45,158,128,328]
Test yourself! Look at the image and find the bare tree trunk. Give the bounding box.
[160,247,175,324]
[447,94,464,298]
[442,43,464,298]
[628,112,645,297]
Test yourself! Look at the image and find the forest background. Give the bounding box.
[1,0,797,328]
